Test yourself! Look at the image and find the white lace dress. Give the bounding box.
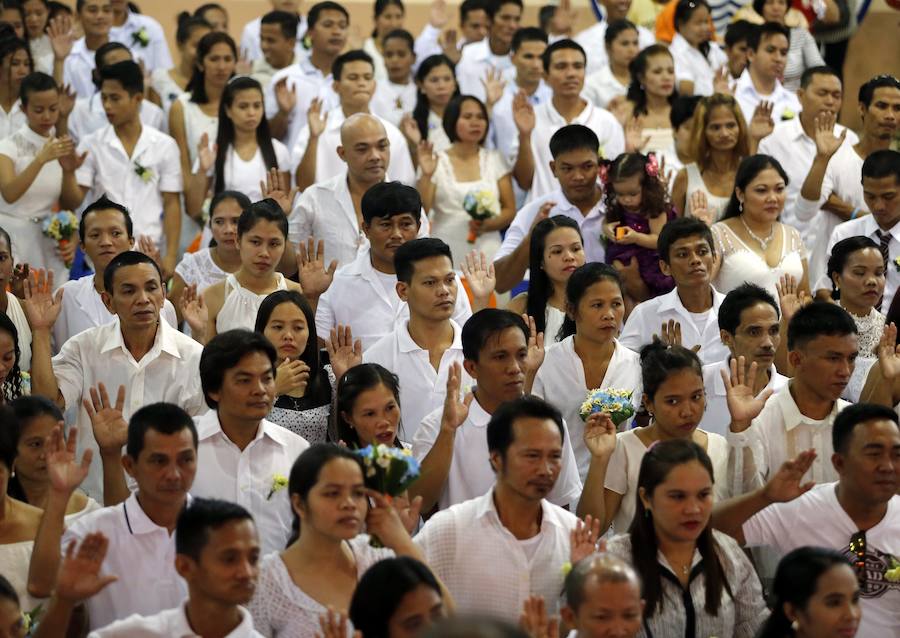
[711,222,806,301]
[174,247,229,293]
[216,273,288,334]
[842,306,885,402]
[248,535,394,638]
[428,148,509,267]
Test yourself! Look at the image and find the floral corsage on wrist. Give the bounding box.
[579,388,635,426]
[131,27,150,47]
[134,161,154,183]
[266,474,289,500]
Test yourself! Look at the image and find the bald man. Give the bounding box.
[560,554,645,638]
[286,113,428,270]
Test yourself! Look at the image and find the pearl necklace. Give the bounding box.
[739,216,775,250]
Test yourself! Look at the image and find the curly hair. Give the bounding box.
[0,314,23,404]
[603,152,671,225]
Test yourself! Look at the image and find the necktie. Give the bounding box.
[876,230,890,310]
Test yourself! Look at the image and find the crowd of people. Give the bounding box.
[0,0,897,635]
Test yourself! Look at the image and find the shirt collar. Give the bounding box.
[863,215,900,242]
[467,395,491,427]
[656,286,724,314]
[124,490,189,536]
[168,603,257,637]
[547,189,604,221]
[397,319,462,354]
[195,410,291,447]
[99,315,184,359]
[473,488,568,531]
[298,56,331,81]
[777,382,842,431]
[99,122,152,160]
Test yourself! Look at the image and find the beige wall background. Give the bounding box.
[140,0,899,129]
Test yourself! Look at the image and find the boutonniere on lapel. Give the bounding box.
[131,27,150,48]
[266,473,289,500]
[886,555,900,583]
[893,256,900,273]
[133,161,154,183]
[780,108,795,121]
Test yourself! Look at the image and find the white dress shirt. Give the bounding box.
[192,411,309,555]
[532,337,642,481]
[818,215,900,310]
[239,14,308,62]
[315,248,472,351]
[109,11,172,73]
[455,40,514,103]
[63,38,99,98]
[53,274,178,352]
[743,485,900,638]
[494,188,607,270]
[488,80,553,169]
[52,318,206,500]
[530,100,624,202]
[363,319,470,440]
[290,109,415,186]
[699,357,788,437]
[734,69,801,125]
[575,21,656,73]
[758,117,858,276]
[413,397,583,510]
[619,286,729,365]
[63,492,188,630]
[75,124,182,247]
[670,33,729,97]
[414,489,580,621]
[265,58,339,151]
[728,383,849,494]
[0,100,25,140]
[89,603,262,637]
[370,80,418,128]
[68,92,167,144]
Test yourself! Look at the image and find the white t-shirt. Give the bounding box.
[744,484,900,638]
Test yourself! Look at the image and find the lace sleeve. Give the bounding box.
[787,225,808,260]
[710,223,731,259]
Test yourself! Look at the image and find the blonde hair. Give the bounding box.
[688,93,750,171]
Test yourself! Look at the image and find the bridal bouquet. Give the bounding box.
[579,388,635,426]
[354,445,421,546]
[462,189,500,243]
[41,211,78,267]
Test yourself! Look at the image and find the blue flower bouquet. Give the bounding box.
[579,388,635,426]
[354,444,421,546]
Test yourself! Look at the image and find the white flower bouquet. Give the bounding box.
[462,188,500,243]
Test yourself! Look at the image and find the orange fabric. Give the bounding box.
[655,0,718,44]
[461,276,497,308]
[186,231,202,254]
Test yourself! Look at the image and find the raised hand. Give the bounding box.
[400,113,423,146]
[813,113,847,158]
[482,67,507,111]
[775,273,810,325]
[58,148,88,173]
[416,139,438,177]
[762,449,817,504]
[136,234,162,268]
[520,596,560,638]
[721,356,773,431]
[712,65,732,95]
[318,609,362,638]
[48,14,75,61]
[657,153,673,187]
[439,28,461,64]
[179,283,208,335]
[275,358,310,396]
[607,95,631,126]
[196,132,216,173]
[521,313,545,376]
[461,250,496,306]
[307,97,328,138]
[297,238,338,298]
[583,411,617,459]
[46,425,92,496]
[22,268,63,330]
[876,323,900,380]
[512,91,535,136]
[550,0,577,36]
[55,533,117,603]
[260,167,299,214]
[389,492,424,535]
[83,384,128,455]
[624,116,650,153]
[10,263,29,299]
[325,325,363,381]
[657,319,683,347]
[429,0,449,28]
[440,361,474,432]
[569,515,602,565]
[749,101,775,141]
[234,52,252,75]
[37,137,74,165]
[274,77,297,115]
[689,190,713,226]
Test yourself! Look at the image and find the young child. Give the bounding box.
[369,28,417,128]
[603,152,675,307]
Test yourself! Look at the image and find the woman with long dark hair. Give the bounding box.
[185,75,289,220]
[401,54,458,154]
[149,14,211,114]
[605,439,766,637]
[508,215,585,347]
[333,363,405,448]
[623,44,677,157]
[0,315,23,404]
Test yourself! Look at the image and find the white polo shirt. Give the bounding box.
[191,411,309,555]
[75,124,182,248]
[414,489,580,622]
[89,603,262,637]
[412,396,583,510]
[575,21,656,73]
[315,249,472,351]
[743,485,900,638]
[494,188,607,268]
[455,40,514,104]
[530,99,624,202]
[670,33,729,97]
[51,317,206,500]
[727,383,849,493]
[532,337,642,481]
[53,274,178,353]
[109,11,172,73]
[63,492,189,630]
[290,108,415,186]
[265,58,338,151]
[68,93,167,144]
[363,319,470,440]
[239,14,308,62]
[818,215,900,311]
[63,38,99,99]
[699,357,788,437]
[619,286,729,365]
[734,69,801,125]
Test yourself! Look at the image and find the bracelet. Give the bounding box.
[850,207,861,220]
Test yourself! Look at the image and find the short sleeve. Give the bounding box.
[413,510,457,580]
[157,137,182,193]
[710,224,730,260]
[0,137,15,160]
[430,153,450,189]
[547,422,584,508]
[51,341,85,411]
[603,436,628,495]
[314,289,336,340]
[412,408,441,462]
[273,140,291,172]
[719,534,767,638]
[290,125,311,175]
[486,149,510,180]
[288,191,315,245]
[742,499,791,548]
[75,138,95,189]
[174,252,197,285]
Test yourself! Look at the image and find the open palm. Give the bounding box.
[46,426,91,495]
[22,269,63,330]
[56,533,117,603]
[721,356,772,430]
[83,384,128,454]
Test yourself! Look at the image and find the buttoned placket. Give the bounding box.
[119,335,163,415]
[486,509,540,604]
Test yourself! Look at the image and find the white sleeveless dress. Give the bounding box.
[684,163,731,222]
[216,273,288,334]
[176,93,218,168]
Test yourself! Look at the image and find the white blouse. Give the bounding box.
[583,65,629,109]
[216,273,289,334]
[670,33,729,97]
[174,247,229,293]
[0,126,63,220]
[177,93,218,167]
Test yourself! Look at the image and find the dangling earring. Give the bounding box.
[790,620,799,631]
[739,201,744,213]
[644,509,651,518]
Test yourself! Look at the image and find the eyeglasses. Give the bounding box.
[849,530,867,587]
